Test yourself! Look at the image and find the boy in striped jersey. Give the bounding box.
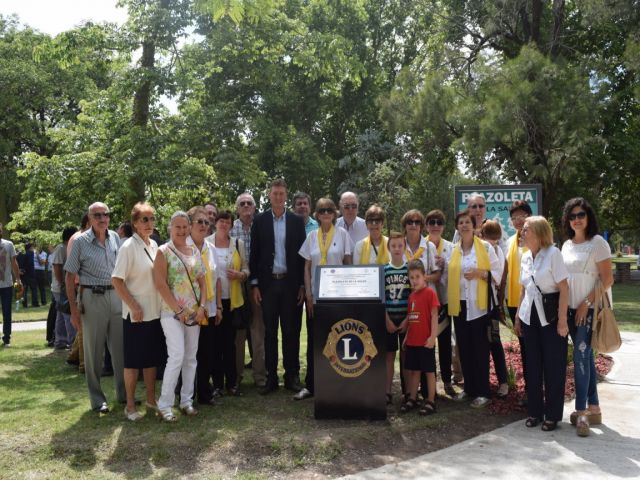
[383,232,410,404]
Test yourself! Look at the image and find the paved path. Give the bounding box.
[10,320,47,331]
[344,332,640,480]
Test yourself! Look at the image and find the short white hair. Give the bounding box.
[339,191,358,206]
[235,192,255,208]
[88,202,109,213]
[466,193,485,206]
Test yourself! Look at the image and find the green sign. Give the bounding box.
[454,184,543,237]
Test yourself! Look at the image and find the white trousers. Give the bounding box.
[158,314,200,412]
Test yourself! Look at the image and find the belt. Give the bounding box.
[81,285,114,290]
[271,273,287,280]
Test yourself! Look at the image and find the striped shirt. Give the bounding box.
[230,218,252,261]
[384,262,410,322]
[64,228,121,285]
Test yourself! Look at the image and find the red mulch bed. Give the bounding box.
[486,340,614,414]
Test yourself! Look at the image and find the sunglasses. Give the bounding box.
[366,218,383,225]
[469,204,486,209]
[406,219,422,226]
[427,219,444,226]
[239,201,253,207]
[195,219,211,226]
[317,208,335,215]
[342,204,358,210]
[140,216,156,223]
[569,211,587,221]
[92,212,110,219]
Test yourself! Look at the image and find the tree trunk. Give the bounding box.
[531,0,542,48]
[549,0,565,58]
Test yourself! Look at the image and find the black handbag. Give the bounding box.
[531,275,560,324]
[486,273,502,343]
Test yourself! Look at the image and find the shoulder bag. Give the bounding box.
[531,274,560,324]
[591,281,621,353]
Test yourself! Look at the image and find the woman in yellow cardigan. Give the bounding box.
[448,209,502,408]
[208,210,249,397]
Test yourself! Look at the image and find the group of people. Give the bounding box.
[0,180,612,438]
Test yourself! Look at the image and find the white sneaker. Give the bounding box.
[470,396,491,408]
[293,388,312,400]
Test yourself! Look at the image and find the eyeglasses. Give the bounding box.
[366,218,383,225]
[195,219,210,226]
[511,214,528,221]
[92,212,110,219]
[427,219,444,226]
[317,208,335,215]
[238,201,253,207]
[342,204,358,210]
[469,204,485,209]
[569,211,587,221]
[140,216,156,223]
[406,219,422,226]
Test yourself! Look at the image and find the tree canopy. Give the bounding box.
[1,0,638,245]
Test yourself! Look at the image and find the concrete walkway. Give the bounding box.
[11,320,47,331]
[344,332,640,480]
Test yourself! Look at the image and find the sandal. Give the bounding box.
[419,400,436,416]
[400,399,417,413]
[525,417,540,428]
[541,420,557,432]
[576,415,590,437]
[160,410,177,423]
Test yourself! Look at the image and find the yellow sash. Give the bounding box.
[447,236,490,316]
[507,234,528,307]
[360,235,389,265]
[405,242,425,262]
[230,247,245,310]
[317,225,335,265]
[426,235,444,255]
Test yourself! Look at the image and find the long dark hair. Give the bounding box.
[561,197,599,240]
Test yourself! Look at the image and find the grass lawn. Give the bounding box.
[612,283,640,332]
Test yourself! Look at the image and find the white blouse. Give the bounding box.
[299,226,353,290]
[454,239,502,321]
[111,233,161,322]
[562,235,612,309]
[518,246,569,326]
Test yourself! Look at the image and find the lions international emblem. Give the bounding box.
[323,318,378,378]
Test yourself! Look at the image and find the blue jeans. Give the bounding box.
[1,286,13,344]
[568,308,599,411]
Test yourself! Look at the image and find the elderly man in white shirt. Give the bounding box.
[335,191,368,245]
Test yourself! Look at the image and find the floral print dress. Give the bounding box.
[159,241,205,317]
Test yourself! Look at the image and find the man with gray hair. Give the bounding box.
[65,202,124,413]
[230,192,267,388]
[293,191,318,235]
[336,191,368,244]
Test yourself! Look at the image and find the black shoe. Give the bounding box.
[46,340,55,348]
[101,369,114,377]
[66,358,79,366]
[244,361,253,369]
[284,378,303,392]
[212,388,224,398]
[259,383,278,395]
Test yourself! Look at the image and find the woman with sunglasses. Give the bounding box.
[505,200,532,404]
[354,205,389,265]
[399,209,441,400]
[187,207,223,406]
[515,216,569,432]
[448,209,501,409]
[561,198,613,437]
[153,211,207,422]
[207,210,249,397]
[112,202,163,421]
[296,198,353,400]
[424,209,456,397]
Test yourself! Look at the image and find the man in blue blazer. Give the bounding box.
[250,179,307,394]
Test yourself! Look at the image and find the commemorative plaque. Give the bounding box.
[313,265,387,420]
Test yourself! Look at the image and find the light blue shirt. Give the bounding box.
[304,217,319,236]
[272,210,287,274]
